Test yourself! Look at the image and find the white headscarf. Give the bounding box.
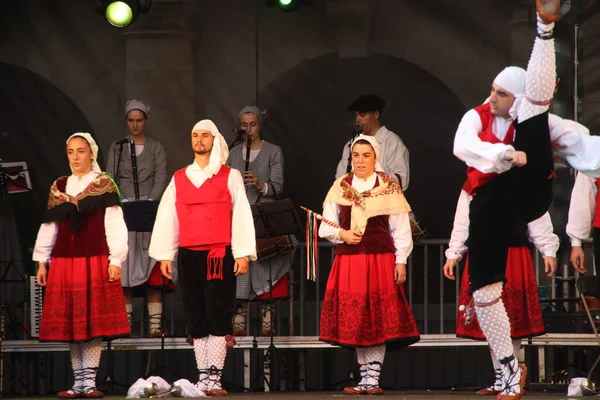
[191,119,229,177]
[125,100,150,117]
[350,134,384,174]
[493,66,526,97]
[66,132,102,174]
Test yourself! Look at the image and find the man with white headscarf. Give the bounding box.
[149,120,256,396]
[452,1,600,398]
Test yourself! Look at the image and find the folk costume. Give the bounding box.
[227,105,297,336]
[451,3,600,397]
[106,100,170,335]
[33,132,129,398]
[149,119,256,396]
[446,190,558,395]
[319,134,419,395]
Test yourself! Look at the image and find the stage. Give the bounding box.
[2,392,576,400]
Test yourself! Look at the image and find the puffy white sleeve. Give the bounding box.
[527,212,559,258]
[228,169,257,261]
[149,177,180,261]
[445,190,471,261]
[566,172,597,246]
[385,135,410,191]
[318,201,343,244]
[453,109,515,174]
[389,212,413,264]
[104,206,129,267]
[32,222,58,263]
[549,114,600,177]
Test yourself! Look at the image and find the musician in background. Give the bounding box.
[33,133,129,399]
[335,94,410,191]
[106,100,169,337]
[226,105,296,336]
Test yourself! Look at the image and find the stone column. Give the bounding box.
[124,0,197,172]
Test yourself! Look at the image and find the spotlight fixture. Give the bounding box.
[95,0,152,27]
[265,0,312,12]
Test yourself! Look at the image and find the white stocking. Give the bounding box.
[362,345,386,388]
[204,335,227,390]
[148,302,162,335]
[518,17,556,122]
[80,338,102,392]
[193,337,209,390]
[69,343,84,392]
[473,283,521,395]
[513,339,522,362]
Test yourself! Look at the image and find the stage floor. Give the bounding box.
[7,392,574,400]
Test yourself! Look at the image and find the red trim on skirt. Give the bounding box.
[146,261,175,290]
[40,255,130,342]
[255,274,290,301]
[319,253,420,348]
[457,247,545,340]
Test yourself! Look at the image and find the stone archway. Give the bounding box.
[258,52,467,238]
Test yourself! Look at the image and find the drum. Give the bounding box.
[256,235,295,260]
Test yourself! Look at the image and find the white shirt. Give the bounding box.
[318,172,413,264]
[148,162,257,262]
[454,110,600,177]
[445,190,559,260]
[336,126,410,191]
[32,171,129,267]
[566,172,598,246]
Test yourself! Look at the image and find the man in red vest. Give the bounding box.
[452,1,600,398]
[567,173,600,274]
[149,119,257,396]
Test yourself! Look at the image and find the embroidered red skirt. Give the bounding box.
[319,253,420,349]
[40,255,130,342]
[457,246,545,340]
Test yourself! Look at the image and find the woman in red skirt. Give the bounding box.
[319,134,420,396]
[33,132,130,399]
[443,189,558,396]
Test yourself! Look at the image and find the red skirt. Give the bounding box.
[457,246,545,340]
[319,253,420,348]
[40,255,130,342]
[255,274,290,301]
[146,261,176,291]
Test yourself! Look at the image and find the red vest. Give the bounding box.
[51,177,110,258]
[174,166,232,249]
[335,174,396,255]
[594,178,600,228]
[462,103,515,195]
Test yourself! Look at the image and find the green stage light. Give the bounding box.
[96,0,152,28]
[105,2,133,27]
[266,0,312,11]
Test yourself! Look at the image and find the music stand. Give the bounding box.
[121,201,180,381]
[122,200,159,232]
[250,199,301,391]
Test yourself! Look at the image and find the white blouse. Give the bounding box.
[319,172,413,264]
[32,171,129,267]
[566,172,598,246]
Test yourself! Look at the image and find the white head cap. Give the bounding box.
[191,119,229,177]
[66,132,102,174]
[125,100,150,117]
[351,134,384,173]
[493,67,526,97]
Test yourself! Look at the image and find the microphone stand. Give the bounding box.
[115,139,127,187]
[129,140,140,201]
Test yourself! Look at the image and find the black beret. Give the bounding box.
[347,94,386,112]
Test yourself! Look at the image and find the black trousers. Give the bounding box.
[468,112,555,292]
[177,247,236,338]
